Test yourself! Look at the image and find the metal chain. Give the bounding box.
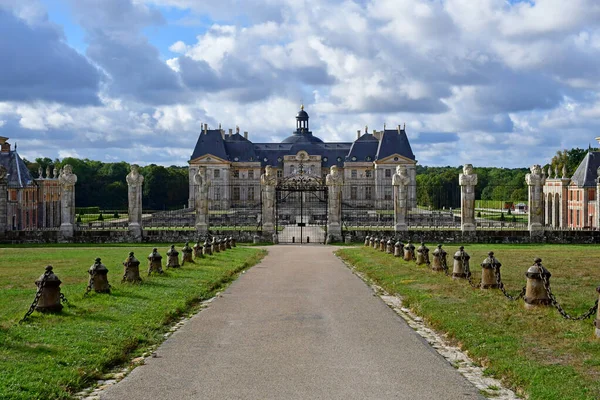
[441,253,450,276]
[85,268,96,296]
[493,265,526,301]
[19,271,50,323]
[122,263,129,282]
[425,251,431,267]
[540,272,599,320]
[60,293,68,303]
[462,252,481,288]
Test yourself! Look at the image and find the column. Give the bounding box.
[392,165,410,231]
[194,166,210,234]
[126,164,144,240]
[326,166,343,241]
[58,164,78,239]
[260,166,276,235]
[0,166,7,236]
[526,164,546,236]
[459,164,477,232]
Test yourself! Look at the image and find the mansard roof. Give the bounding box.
[190,129,228,161]
[376,129,415,161]
[0,150,35,187]
[571,151,600,187]
[189,112,416,167]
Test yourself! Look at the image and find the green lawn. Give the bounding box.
[0,245,266,399]
[337,245,600,400]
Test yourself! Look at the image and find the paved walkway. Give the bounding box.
[101,246,483,400]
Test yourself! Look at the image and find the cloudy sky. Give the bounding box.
[1,0,600,168]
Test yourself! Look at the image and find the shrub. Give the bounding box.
[500,212,505,221]
[477,211,481,218]
[98,213,104,221]
[113,212,120,218]
[512,215,517,223]
[507,208,512,215]
[76,215,82,223]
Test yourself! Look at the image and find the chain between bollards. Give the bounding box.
[540,272,599,320]
[462,251,481,289]
[493,265,526,301]
[19,271,50,323]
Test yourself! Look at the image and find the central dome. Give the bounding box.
[281,133,324,144]
[282,105,323,143]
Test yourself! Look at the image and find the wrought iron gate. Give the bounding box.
[275,168,327,244]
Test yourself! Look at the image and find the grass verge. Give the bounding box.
[337,244,600,400]
[0,245,266,399]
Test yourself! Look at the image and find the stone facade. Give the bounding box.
[188,107,417,234]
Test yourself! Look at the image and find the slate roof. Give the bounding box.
[189,112,416,167]
[0,150,35,187]
[376,129,415,161]
[570,151,600,187]
[190,130,228,161]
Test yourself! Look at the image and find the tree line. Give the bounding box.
[24,157,189,210]
[23,147,592,210]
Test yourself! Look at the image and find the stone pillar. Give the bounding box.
[525,164,546,236]
[194,166,211,234]
[459,164,477,232]
[596,168,600,230]
[326,166,343,241]
[58,165,77,239]
[392,165,410,232]
[260,166,276,235]
[0,166,7,236]
[126,164,144,240]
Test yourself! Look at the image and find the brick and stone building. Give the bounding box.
[0,137,61,230]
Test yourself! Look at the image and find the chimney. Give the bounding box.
[0,137,10,153]
[229,129,233,137]
[244,131,248,140]
[221,130,225,139]
[357,130,361,140]
[203,123,208,134]
[397,125,401,134]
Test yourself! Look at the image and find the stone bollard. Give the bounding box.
[394,240,404,257]
[386,238,393,254]
[452,246,470,279]
[403,241,415,261]
[524,258,552,308]
[213,238,220,253]
[87,257,110,293]
[35,265,64,312]
[273,233,279,244]
[595,286,600,338]
[193,240,204,259]
[231,236,237,247]
[122,252,142,283]
[226,237,232,249]
[370,236,376,248]
[253,234,260,244]
[364,235,370,246]
[181,242,194,265]
[379,238,386,252]
[416,242,429,266]
[220,238,227,251]
[166,245,181,268]
[480,251,500,289]
[345,235,352,244]
[431,244,447,272]
[204,239,213,256]
[147,248,164,275]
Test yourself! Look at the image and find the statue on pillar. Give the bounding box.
[260,165,277,234]
[459,164,478,232]
[392,165,411,231]
[326,166,343,240]
[126,164,144,239]
[58,165,78,239]
[194,166,211,233]
[525,164,546,235]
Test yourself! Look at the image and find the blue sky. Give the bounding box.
[1,0,600,168]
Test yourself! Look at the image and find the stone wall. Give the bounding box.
[2,228,600,244]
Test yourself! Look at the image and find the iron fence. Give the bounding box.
[475,185,528,230]
[341,182,394,231]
